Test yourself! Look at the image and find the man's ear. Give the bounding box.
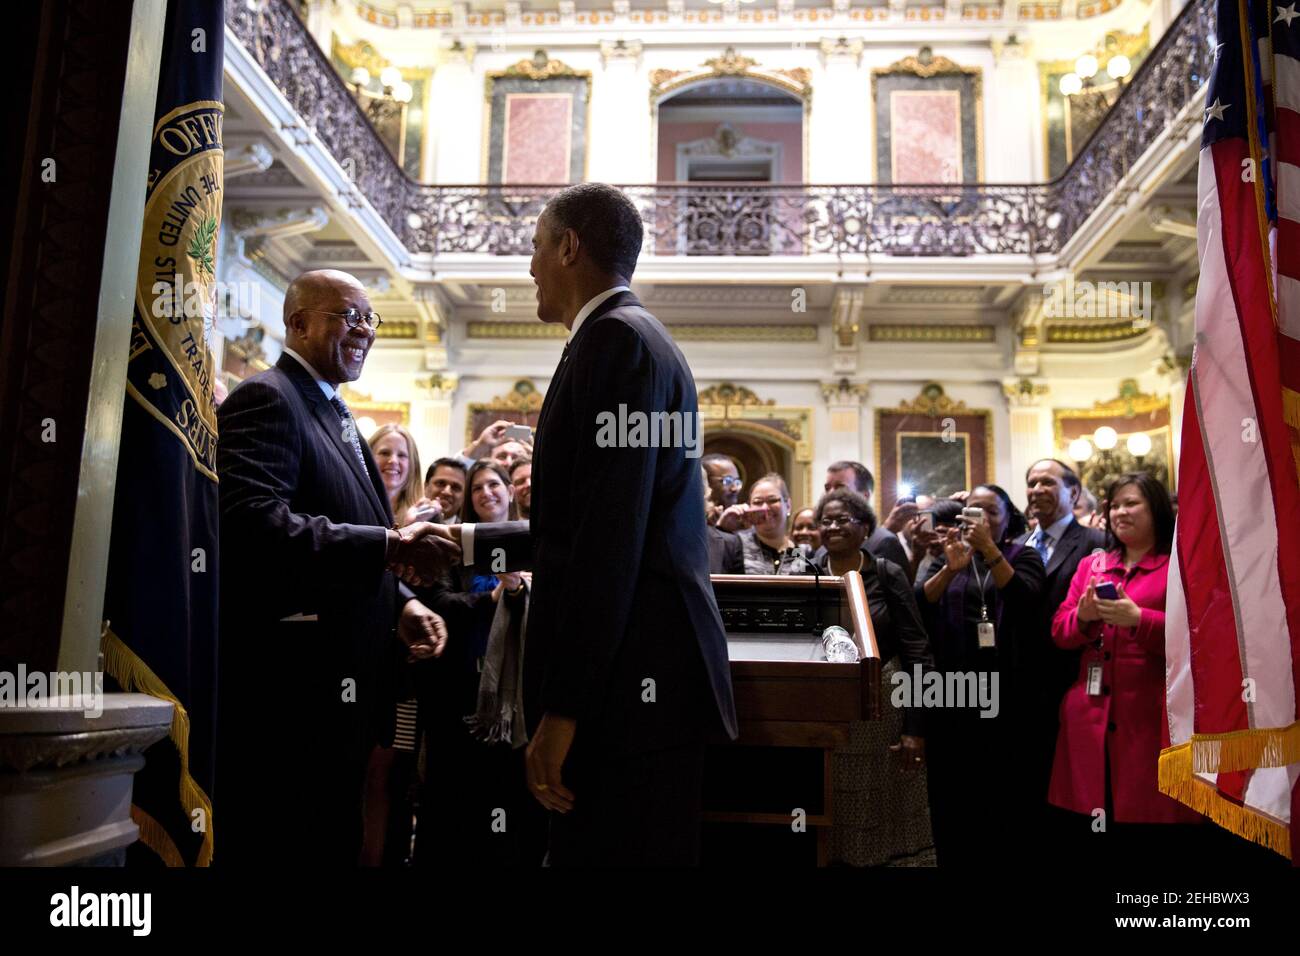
[560,227,580,266]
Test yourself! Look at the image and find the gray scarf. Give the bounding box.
[463,584,529,748]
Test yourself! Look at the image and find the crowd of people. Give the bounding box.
[697,452,1270,868]
[347,411,1260,867]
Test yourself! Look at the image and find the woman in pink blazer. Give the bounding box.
[1049,472,1201,857]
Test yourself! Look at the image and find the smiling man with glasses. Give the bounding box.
[216,269,454,867]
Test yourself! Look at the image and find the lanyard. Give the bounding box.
[971,557,994,621]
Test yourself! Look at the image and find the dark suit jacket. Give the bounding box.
[866,526,909,571]
[1014,515,1106,799]
[469,291,738,755]
[706,525,744,574]
[216,353,410,864]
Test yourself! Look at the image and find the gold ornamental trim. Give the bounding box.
[476,380,546,414]
[467,321,566,339]
[375,320,418,339]
[488,50,591,95]
[868,324,995,342]
[1045,320,1151,343]
[697,382,775,408]
[650,47,813,103]
[894,382,971,416]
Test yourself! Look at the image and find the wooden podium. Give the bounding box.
[702,571,882,866]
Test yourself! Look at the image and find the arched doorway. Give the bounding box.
[651,54,810,255]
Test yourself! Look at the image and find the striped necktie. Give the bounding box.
[328,395,369,476]
[1033,530,1052,565]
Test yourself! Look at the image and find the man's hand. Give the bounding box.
[389,522,461,586]
[525,713,577,813]
[462,419,514,459]
[397,599,448,662]
[715,503,749,533]
[884,500,918,534]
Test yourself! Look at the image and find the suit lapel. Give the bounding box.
[1044,519,1081,578]
[278,356,391,525]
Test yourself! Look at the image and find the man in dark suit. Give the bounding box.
[427,184,737,865]
[1016,458,1105,853]
[823,461,911,569]
[216,269,454,866]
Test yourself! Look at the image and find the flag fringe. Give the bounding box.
[1283,386,1300,431]
[1170,720,1300,773]
[102,626,214,867]
[1158,740,1293,858]
[130,805,185,867]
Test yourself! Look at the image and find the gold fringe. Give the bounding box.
[131,804,185,867]
[1158,742,1291,859]
[1283,386,1300,431]
[102,626,214,866]
[1172,721,1300,774]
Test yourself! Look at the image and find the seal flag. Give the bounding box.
[102,0,225,868]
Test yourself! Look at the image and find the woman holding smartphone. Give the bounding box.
[1048,472,1201,862]
[915,484,1044,867]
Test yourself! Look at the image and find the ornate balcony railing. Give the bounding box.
[228,0,1214,260]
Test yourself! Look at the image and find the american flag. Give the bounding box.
[1161,0,1300,860]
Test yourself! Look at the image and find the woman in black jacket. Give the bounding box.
[809,487,936,866]
[916,484,1045,867]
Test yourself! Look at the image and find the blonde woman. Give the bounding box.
[368,423,429,525]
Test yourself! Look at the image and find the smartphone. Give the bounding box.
[503,423,533,443]
[917,511,934,534]
[1094,581,1120,600]
[961,507,986,525]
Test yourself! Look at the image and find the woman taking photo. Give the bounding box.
[1048,472,1201,863]
[917,484,1044,866]
[811,488,935,866]
[415,460,543,866]
[737,473,809,574]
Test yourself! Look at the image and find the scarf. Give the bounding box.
[463,582,529,748]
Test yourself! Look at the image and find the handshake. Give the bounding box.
[385,522,462,587]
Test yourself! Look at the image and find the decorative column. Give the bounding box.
[821,378,870,473]
[810,37,867,183]
[431,41,480,184]
[1002,377,1053,488]
[409,371,460,466]
[1155,353,1190,465]
[592,39,649,182]
[987,35,1041,182]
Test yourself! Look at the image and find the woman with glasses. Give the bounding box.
[916,484,1045,867]
[808,488,936,866]
[736,473,809,574]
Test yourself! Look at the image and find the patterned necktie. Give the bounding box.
[328,394,369,476]
[1034,530,1052,565]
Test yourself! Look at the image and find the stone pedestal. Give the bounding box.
[0,693,173,866]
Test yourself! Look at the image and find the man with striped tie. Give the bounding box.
[1017,458,1105,857]
[216,269,455,866]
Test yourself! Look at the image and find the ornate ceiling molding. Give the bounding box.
[874,47,981,80]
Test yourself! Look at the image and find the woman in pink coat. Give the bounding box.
[1049,472,1201,859]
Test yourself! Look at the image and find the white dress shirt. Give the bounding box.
[1030,511,1076,564]
[282,346,339,401]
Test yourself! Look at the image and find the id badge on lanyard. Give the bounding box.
[977,608,996,649]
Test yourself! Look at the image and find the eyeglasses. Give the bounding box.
[719,476,743,489]
[298,307,383,330]
[819,515,862,529]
